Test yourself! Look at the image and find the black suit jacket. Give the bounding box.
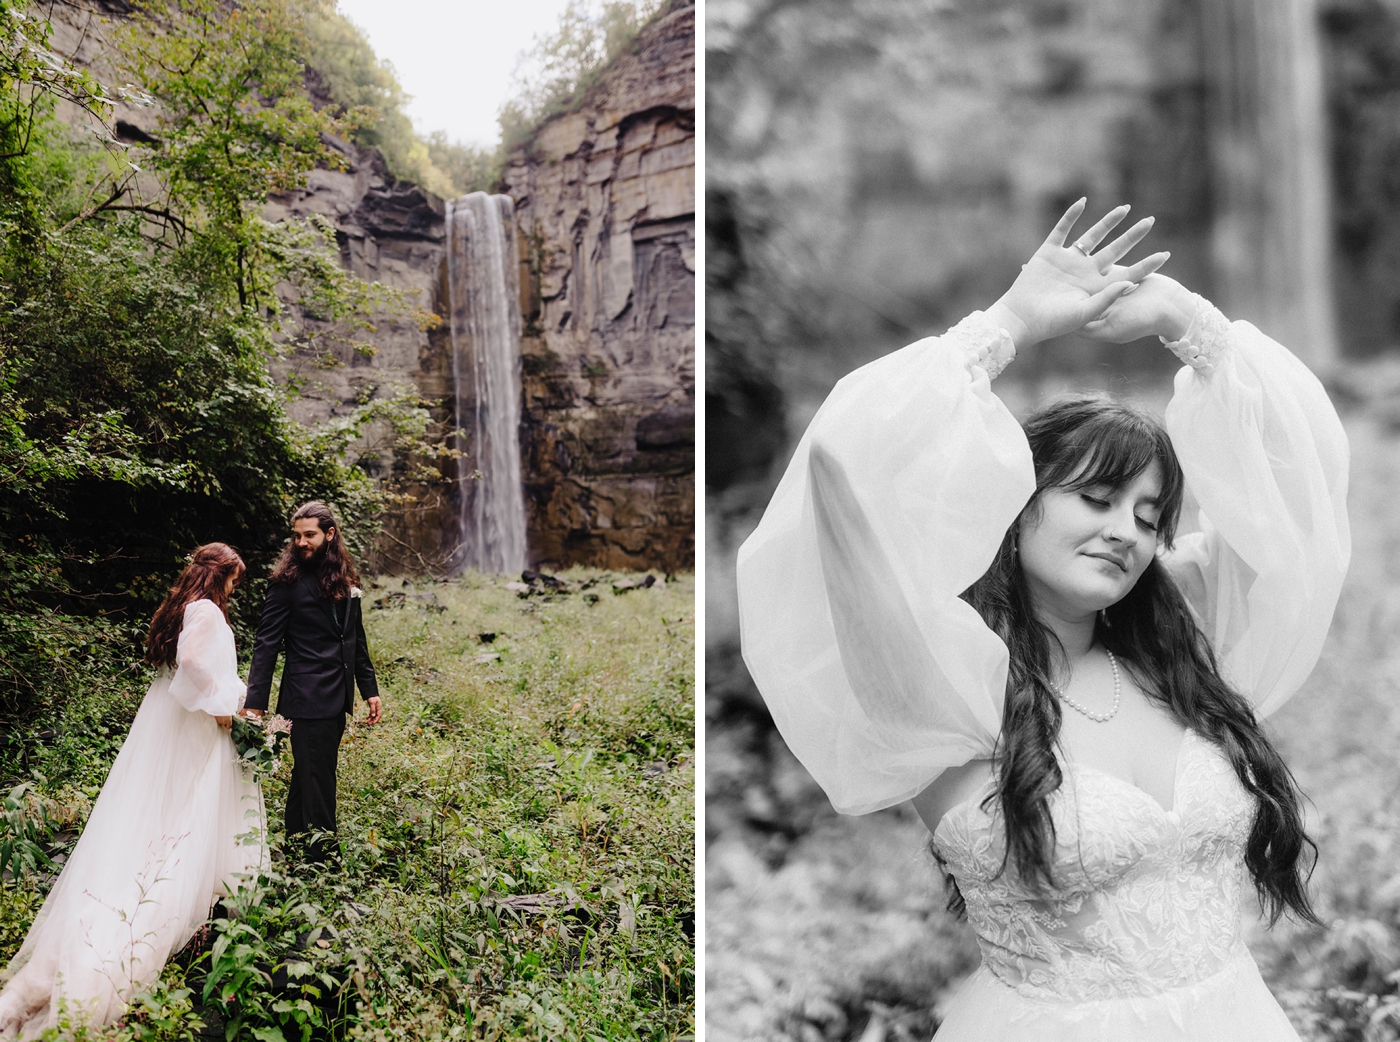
[244,576,379,719]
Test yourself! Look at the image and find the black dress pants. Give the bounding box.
[285,713,346,862]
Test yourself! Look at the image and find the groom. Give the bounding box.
[243,501,382,861]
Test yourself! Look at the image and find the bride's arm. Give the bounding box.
[738,202,1168,816]
[738,318,1032,816]
[168,600,246,718]
[1083,276,1351,715]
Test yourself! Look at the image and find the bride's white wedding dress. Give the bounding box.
[0,599,268,1038]
[933,729,1296,1039]
[737,299,1350,1039]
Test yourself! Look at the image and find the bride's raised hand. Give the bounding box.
[1079,272,1197,344]
[986,200,1170,349]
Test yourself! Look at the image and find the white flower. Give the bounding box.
[350,586,362,599]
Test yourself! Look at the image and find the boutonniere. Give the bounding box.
[350,586,362,599]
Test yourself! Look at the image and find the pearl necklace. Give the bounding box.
[1052,649,1122,723]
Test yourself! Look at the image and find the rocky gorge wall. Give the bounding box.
[239,0,696,574]
[42,0,694,575]
[261,141,458,573]
[270,0,696,574]
[502,0,696,572]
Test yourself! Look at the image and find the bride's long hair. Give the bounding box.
[956,393,1320,926]
[145,543,246,668]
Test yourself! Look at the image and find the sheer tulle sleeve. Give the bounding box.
[736,314,1033,815]
[1160,299,1351,717]
[168,599,245,716]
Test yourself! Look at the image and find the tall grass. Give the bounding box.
[0,570,694,1041]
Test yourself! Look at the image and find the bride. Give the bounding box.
[0,543,268,1037]
[737,200,1349,1039]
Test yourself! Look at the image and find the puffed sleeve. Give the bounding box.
[1161,298,1351,717]
[737,313,1034,815]
[168,599,245,716]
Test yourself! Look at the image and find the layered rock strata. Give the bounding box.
[42,1,458,569]
[40,0,694,574]
[502,0,696,572]
[261,144,457,573]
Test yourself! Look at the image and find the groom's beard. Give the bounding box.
[297,542,329,573]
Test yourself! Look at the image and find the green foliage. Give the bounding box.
[105,973,204,1042]
[0,573,695,1040]
[22,965,207,1041]
[423,130,499,196]
[499,0,663,151]
[0,881,43,963]
[0,782,53,880]
[320,571,695,1039]
[111,0,355,308]
[294,0,499,197]
[201,877,340,1042]
[0,1,116,161]
[0,0,443,733]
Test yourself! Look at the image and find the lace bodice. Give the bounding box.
[934,731,1255,1003]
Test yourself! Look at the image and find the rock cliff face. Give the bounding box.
[41,0,693,575]
[502,0,696,572]
[41,0,460,569]
[261,144,458,572]
[267,0,697,573]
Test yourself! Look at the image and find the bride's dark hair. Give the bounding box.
[954,393,1319,926]
[146,543,246,668]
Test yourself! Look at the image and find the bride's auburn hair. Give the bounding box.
[145,543,246,668]
[957,393,1320,927]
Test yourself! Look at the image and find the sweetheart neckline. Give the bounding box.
[1068,727,1194,817]
[932,729,1203,846]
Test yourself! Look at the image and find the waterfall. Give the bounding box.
[445,192,528,574]
[1201,0,1336,364]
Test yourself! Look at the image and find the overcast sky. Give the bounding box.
[334,0,576,148]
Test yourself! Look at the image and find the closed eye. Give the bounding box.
[1079,494,1110,508]
[1136,515,1159,533]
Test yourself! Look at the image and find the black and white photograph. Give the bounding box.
[707,1,1400,1040]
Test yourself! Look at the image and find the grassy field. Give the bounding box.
[706,409,1400,1042]
[0,569,695,1041]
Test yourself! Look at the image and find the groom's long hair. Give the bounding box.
[268,501,361,600]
